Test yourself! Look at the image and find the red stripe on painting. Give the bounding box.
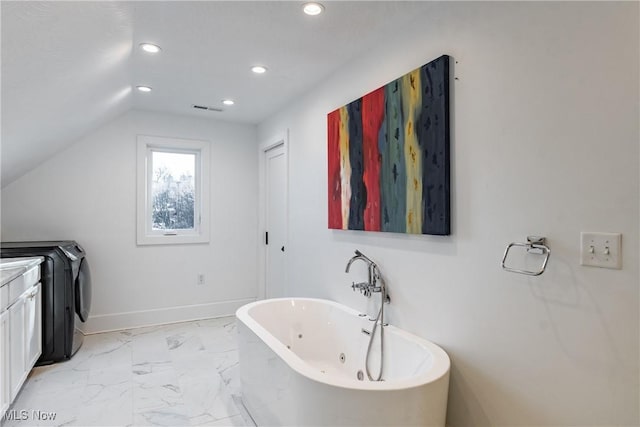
[327,109,343,229]
[361,87,384,231]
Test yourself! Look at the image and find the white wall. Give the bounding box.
[258,2,639,426]
[2,109,259,332]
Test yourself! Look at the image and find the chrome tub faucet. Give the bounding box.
[345,250,389,301]
[345,249,390,381]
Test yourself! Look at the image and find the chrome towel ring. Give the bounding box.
[501,236,550,276]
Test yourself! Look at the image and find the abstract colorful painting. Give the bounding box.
[328,55,450,235]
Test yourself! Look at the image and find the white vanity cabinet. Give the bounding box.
[8,284,41,402]
[0,257,43,416]
[25,284,42,374]
[8,294,26,402]
[0,309,10,417]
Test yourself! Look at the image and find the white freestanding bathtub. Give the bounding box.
[236,298,450,426]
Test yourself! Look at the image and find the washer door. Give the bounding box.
[75,258,92,322]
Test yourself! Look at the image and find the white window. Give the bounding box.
[137,135,210,245]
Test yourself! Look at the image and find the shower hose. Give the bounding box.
[365,277,386,382]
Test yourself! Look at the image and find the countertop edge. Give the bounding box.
[0,256,44,287]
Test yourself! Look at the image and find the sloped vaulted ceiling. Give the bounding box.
[2,1,133,187]
[1,1,433,187]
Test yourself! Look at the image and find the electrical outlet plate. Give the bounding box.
[580,232,622,269]
[197,274,205,285]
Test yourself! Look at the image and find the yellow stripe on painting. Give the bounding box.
[339,106,351,229]
[403,69,422,234]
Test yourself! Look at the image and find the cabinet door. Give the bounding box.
[0,310,9,417]
[25,284,42,370]
[9,295,26,402]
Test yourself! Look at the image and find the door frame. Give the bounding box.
[257,130,289,300]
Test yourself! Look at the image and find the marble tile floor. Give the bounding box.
[3,317,256,427]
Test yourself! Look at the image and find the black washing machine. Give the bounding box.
[1,241,92,365]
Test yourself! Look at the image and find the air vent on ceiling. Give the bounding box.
[192,104,223,112]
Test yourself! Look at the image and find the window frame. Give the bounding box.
[136,135,210,245]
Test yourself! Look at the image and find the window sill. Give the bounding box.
[136,233,209,246]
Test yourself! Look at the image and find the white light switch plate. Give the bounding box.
[580,232,622,269]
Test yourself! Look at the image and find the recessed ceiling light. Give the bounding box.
[136,85,152,93]
[222,99,235,106]
[303,2,324,16]
[139,43,161,53]
[251,65,268,74]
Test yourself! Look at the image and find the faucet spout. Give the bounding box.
[345,253,366,273]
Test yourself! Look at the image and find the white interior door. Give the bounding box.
[265,144,287,298]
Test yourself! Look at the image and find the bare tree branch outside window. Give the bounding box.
[151,153,195,230]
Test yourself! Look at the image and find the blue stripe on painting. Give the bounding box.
[380,79,407,233]
[418,56,450,235]
[347,98,365,230]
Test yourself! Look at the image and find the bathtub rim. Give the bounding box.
[236,297,450,391]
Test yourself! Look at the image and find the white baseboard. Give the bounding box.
[80,298,256,334]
